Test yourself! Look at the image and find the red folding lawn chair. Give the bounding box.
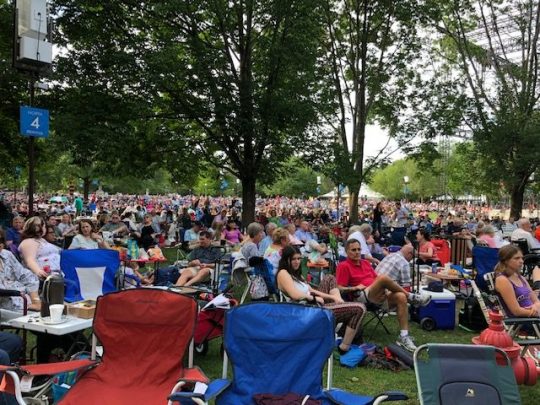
[61,288,207,404]
[0,288,207,405]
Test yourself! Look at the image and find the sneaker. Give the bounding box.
[408,293,431,307]
[396,334,417,352]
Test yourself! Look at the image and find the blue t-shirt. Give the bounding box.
[6,227,21,247]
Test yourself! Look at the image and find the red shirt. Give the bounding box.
[419,241,438,260]
[336,258,377,288]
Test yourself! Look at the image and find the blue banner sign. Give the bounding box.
[20,106,49,138]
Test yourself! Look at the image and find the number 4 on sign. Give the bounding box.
[31,117,40,129]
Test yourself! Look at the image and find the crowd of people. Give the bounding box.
[0,190,540,391]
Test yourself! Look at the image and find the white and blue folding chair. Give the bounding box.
[61,249,120,302]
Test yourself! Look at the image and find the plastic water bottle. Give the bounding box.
[431,263,437,274]
[43,259,51,274]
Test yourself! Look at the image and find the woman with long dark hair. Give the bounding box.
[373,202,384,237]
[276,246,365,354]
[416,228,440,266]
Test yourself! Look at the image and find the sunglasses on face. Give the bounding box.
[349,248,361,252]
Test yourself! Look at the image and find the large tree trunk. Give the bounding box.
[349,189,359,225]
[509,180,526,221]
[241,175,256,228]
[82,177,90,201]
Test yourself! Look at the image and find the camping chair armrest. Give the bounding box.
[0,358,97,376]
[0,289,24,297]
[503,317,540,326]
[325,388,408,405]
[375,391,409,402]
[0,359,98,405]
[168,379,230,404]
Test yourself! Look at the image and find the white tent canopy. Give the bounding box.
[320,185,382,199]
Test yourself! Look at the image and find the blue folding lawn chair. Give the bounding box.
[414,344,521,405]
[169,302,407,405]
[61,249,120,302]
[471,245,499,291]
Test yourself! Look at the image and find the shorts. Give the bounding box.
[355,288,390,310]
[187,266,214,278]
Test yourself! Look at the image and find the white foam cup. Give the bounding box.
[49,304,65,323]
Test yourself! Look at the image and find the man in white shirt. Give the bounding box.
[347,224,380,265]
[511,218,540,251]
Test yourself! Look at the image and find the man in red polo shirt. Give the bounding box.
[336,239,430,352]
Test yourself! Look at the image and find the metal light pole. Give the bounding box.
[403,176,410,201]
[13,0,54,215]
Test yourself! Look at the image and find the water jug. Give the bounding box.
[41,275,65,318]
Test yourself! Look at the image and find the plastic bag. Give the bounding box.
[249,275,269,299]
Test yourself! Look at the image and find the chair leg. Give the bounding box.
[364,311,391,341]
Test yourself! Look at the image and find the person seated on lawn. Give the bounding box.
[294,221,315,244]
[415,229,440,266]
[337,239,431,352]
[511,218,540,252]
[0,229,41,311]
[46,215,63,240]
[69,219,110,250]
[263,227,291,276]
[44,225,62,247]
[184,221,202,249]
[175,231,222,287]
[477,224,509,248]
[18,216,61,279]
[57,213,77,238]
[132,214,158,250]
[495,244,540,318]
[211,222,225,245]
[229,209,242,229]
[99,211,128,237]
[277,245,365,355]
[258,222,277,255]
[212,208,228,229]
[222,219,243,246]
[285,223,303,246]
[375,244,413,291]
[5,215,24,251]
[240,222,264,262]
[317,225,331,245]
[347,224,380,266]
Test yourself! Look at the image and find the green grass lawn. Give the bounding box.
[162,247,540,404]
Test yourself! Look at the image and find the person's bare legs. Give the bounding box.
[387,292,409,330]
[532,266,540,292]
[532,266,540,282]
[341,326,358,350]
[364,274,409,331]
[175,268,197,287]
[184,268,211,287]
[365,274,408,300]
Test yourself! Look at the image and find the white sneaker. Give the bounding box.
[408,293,431,307]
[396,334,417,352]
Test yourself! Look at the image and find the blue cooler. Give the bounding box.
[412,287,456,331]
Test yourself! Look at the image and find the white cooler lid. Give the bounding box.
[420,287,456,300]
